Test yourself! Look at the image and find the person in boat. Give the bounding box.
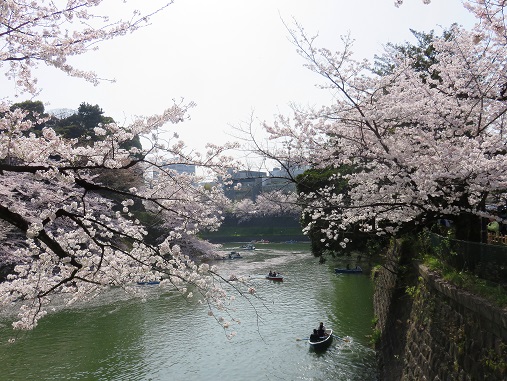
[317,322,326,337]
[310,329,319,342]
[268,271,273,277]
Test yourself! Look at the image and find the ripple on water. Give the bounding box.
[0,246,377,381]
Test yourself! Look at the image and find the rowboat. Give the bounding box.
[136,281,161,285]
[334,266,362,274]
[308,328,333,351]
[219,252,243,260]
[265,274,283,281]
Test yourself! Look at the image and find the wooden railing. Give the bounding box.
[429,232,507,286]
[487,232,507,245]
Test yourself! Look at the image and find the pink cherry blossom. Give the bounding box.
[249,1,507,245]
[0,1,246,331]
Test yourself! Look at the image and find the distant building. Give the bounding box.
[165,163,196,175]
[262,165,307,193]
[221,164,308,201]
[146,161,196,188]
[145,161,308,200]
[223,169,266,201]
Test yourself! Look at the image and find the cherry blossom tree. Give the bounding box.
[1,0,174,93]
[230,190,300,224]
[250,1,507,247]
[0,1,245,332]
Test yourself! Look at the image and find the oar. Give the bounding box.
[332,334,350,342]
[296,337,309,341]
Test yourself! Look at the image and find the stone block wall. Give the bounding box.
[373,240,416,380]
[374,241,507,381]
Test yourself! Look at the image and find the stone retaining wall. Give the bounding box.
[374,241,507,380]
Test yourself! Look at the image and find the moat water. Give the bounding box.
[0,242,377,381]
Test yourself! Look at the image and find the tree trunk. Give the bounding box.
[453,213,482,242]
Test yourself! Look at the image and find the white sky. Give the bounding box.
[5,0,477,160]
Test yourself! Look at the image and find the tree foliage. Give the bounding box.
[296,167,346,257]
[252,1,507,248]
[373,28,454,81]
[0,1,243,332]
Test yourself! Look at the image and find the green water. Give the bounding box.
[0,243,377,380]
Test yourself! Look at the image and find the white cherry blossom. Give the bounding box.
[0,1,245,331]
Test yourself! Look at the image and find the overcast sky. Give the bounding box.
[5,0,477,160]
